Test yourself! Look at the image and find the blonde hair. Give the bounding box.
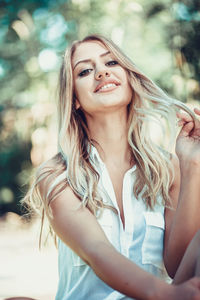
[22,34,194,239]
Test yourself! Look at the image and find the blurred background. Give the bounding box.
[0,0,200,299]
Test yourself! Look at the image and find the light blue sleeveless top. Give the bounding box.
[55,147,171,299]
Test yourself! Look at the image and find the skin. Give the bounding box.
[73,41,132,114]
[73,41,133,225]
[164,108,200,278]
[40,41,200,299]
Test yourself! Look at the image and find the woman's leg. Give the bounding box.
[173,229,200,284]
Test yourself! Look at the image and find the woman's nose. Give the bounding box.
[95,68,111,80]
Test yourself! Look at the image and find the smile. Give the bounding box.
[98,83,117,92]
[94,81,120,93]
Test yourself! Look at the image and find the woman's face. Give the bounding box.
[72,41,132,115]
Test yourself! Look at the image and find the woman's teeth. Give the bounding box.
[98,83,116,92]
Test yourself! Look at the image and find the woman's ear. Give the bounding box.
[73,92,81,110]
[75,98,81,110]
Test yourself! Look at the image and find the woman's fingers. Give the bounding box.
[194,107,200,116]
[176,108,200,139]
[176,108,200,122]
[178,120,185,127]
[178,121,194,137]
[176,111,193,123]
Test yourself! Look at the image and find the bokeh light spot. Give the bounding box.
[38,49,59,72]
[0,187,14,204]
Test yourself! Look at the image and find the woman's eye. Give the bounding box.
[106,60,118,66]
[78,69,92,77]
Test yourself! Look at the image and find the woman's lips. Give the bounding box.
[94,80,120,93]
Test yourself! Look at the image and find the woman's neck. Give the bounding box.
[86,109,133,167]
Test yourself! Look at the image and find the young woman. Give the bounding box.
[24,35,200,299]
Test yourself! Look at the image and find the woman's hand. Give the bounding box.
[170,278,200,300]
[176,108,200,168]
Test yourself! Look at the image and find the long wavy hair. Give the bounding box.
[22,34,194,242]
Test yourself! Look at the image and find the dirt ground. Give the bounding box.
[0,213,58,300]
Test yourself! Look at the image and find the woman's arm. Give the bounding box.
[39,171,200,300]
[164,108,200,278]
[48,185,167,300]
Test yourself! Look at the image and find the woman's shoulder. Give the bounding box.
[37,155,82,217]
[37,152,66,176]
[36,152,68,194]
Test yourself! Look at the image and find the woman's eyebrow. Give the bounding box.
[73,51,110,70]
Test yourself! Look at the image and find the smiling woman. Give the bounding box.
[22,34,200,300]
[73,41,132,114]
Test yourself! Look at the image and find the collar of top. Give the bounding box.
[89,143,137,174]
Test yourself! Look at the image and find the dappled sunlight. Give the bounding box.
[38,49,59,72]
[0,213,58,300]
[31,126,57,166]
[0,0,200,298]
[11,20,30,40]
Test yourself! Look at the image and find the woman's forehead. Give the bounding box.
[72,41,109,67]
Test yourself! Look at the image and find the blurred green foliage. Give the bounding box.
[0,0,199,215]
